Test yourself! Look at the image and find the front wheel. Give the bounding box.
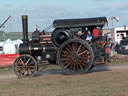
[13,54,38,78]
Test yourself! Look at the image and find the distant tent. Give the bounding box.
[3,39,16,54]
[0,39,23,55]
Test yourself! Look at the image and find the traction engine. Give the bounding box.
[13,15,108,78]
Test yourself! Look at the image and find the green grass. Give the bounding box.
[0,68,12,72]
[0,32,32,41]
[111,56,128,65]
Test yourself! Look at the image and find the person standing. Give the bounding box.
[92,27,100,39]
[92,26,100,42]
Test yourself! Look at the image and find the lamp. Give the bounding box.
[114,17,120,22]
[108,16,120,41]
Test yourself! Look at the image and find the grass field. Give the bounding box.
[0,31,51,41]
[0,32,32,41]
[0,60,128,96]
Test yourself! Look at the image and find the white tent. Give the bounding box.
[0,39,23,55]
[13,39,23,46]
[3,39,16,54]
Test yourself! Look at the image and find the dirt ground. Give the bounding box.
[0,58,128,96]
[0,62,128,79]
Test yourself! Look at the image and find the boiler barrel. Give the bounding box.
[19,43,56,56]
[19,43,43,56]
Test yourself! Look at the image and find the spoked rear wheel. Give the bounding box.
[57,39,94,74]
[13,54,38,78]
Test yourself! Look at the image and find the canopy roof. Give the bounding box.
[53,17,108,28]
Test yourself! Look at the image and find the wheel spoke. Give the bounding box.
[62,54,71,58]
[17,61,22,65]
[24,70,28,76]
[76,62,79,71]
[24,57,27,64]
[75,42,78,52]
[16,66,23,68]
[77,44,82,53]
[25,58,31,66]
[72,43,75,52]
[78,50,88,56]
[73,62,76,71]
[18,68,25,75]
[77,62,83,70]
[63,59,73,66]
[16,64,23,68]
[62,50,69,55]
[65,62,72,68]
[67,45,73,52]
[27,68,32,75]
[70,63,73,70]
[78,59,88,67]
[65,47,72,54]
[78,46,85,54]
[17,67,23,72]
[81,53,89,57]
[19,58,24,65]
[82,51,90,56]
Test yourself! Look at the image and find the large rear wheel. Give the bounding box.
[57,39,94,74]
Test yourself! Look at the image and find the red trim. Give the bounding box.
[0,54,19,66]
[0,54,19,57]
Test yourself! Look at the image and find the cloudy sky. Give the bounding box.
[0,0,128,32]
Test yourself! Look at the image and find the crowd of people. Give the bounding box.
[105,38,121,62]
[77,26,100,42]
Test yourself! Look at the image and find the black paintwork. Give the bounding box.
[53,17,108,28]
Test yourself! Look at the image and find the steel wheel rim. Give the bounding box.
[13,55,37,78]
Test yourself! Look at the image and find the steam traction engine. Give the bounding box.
[13,15,108,78]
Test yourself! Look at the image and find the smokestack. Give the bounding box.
[22,15,28,43]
